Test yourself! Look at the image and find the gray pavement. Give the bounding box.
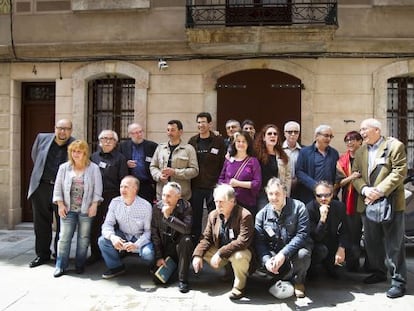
[1,225,414,311]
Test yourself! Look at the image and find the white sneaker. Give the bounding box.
[268,280,294,299]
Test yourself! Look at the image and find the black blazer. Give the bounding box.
[119,139,158,182]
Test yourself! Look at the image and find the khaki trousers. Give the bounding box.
[203,246,251,290]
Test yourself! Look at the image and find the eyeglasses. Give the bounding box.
[56,127,72,131]
[266,132,278,136]
[226,125,238,129]
[345,138,356,144]
[99,137,115,142]
[318,133,334,139]
[315,193,332,198]
[285,130,299,135]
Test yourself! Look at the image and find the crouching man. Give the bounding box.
[192,184,254,300]
[98,176,154,279]
[255,177,312,298]
[151,182,193,293]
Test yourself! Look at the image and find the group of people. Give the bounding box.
[26,114,408,300]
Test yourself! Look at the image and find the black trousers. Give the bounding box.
[89,190,119,258]
[190,188,215,243]
[164,234,193,282]
[138,182,156,204]
[31,182,60,259]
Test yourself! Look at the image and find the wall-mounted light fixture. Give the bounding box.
[158,58,168,71]
[32,65,37,75]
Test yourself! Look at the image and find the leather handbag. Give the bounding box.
[365,195,393,223]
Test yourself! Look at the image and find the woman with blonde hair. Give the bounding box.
[254,124,291,209]
[53,139,103,277]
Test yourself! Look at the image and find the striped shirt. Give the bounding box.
[102,195,152,249]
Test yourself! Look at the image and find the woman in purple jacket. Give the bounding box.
[218,131,262,215]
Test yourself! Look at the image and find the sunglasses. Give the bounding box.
[315,193,332,198]
[266,132,278,136]
[285,130,299,135]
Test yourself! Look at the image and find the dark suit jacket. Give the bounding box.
[119,139,158,182]
[352,137,407,213]
[27,133,75,199]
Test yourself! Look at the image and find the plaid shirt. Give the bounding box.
[102,196,152,250]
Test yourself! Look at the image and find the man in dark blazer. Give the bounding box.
[27,119,75,268]
[295,124,339,203]
[119,123,157,203]
[353,118,407,299]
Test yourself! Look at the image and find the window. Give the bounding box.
[387,77,414,172]
[88,76,135,151]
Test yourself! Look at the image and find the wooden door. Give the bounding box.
[217,69,301,137]
[21,82,56,221]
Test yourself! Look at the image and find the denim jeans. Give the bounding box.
[98,230,155,269]
[56,211,93,270]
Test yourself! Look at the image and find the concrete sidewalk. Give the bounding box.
[1,227,414,311]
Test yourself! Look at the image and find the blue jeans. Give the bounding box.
[56,211,93,270]
[98,230,155,269]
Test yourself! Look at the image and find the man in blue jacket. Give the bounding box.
[295,125,339,203]
[255,177,312,298]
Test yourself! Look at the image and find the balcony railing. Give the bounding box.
[186,1,337,28]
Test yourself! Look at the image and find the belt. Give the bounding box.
[41,179,55,185]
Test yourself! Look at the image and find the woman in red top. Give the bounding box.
[336,131,363,272]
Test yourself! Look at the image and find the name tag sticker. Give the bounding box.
[210,148,219,155]
[376,157,386,165]
[145,156,152,162]
[265,227,275,237]
[229,229,235,239]
[99,161,107,169]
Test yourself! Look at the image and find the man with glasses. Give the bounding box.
[306,181,348,279]
[224,119,241,153]
[88,130,128,265]
[120,123,158,204]
[27,119,75,268]
[296,124,339,203]
[282,121,302,197]
[352,118,407,299]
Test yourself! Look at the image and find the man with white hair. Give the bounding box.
[352,118,407,299]
[282,121,302,197]
[296,124,339,203]
[192,184,254,300]
[89,129,128,265]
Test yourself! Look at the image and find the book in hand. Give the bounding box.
[155,256,177,284]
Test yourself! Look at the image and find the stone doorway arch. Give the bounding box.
[202,59,315,143]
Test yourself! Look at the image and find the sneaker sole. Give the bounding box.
[102,270,125,279]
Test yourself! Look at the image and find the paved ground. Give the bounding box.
[1,225,414,311]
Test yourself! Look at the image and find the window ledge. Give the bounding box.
[71,0,150,12]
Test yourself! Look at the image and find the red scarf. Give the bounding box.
[337,151,356,215]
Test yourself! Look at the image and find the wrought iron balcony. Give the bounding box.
[186,1,337,28]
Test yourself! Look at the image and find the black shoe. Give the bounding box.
[363,273,387,284]
[178,281,189,293]
[53,268,65,278]
[229,287,244,300]
[85,255,102,266]
[102,265,126,279]
[29,256,50,268]
[386,286,406,299]
[76,266,85,274]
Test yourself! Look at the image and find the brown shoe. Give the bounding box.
[294,283,305,298]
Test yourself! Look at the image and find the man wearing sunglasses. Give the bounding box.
[296,124,339,203]
[306,181,348,279]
